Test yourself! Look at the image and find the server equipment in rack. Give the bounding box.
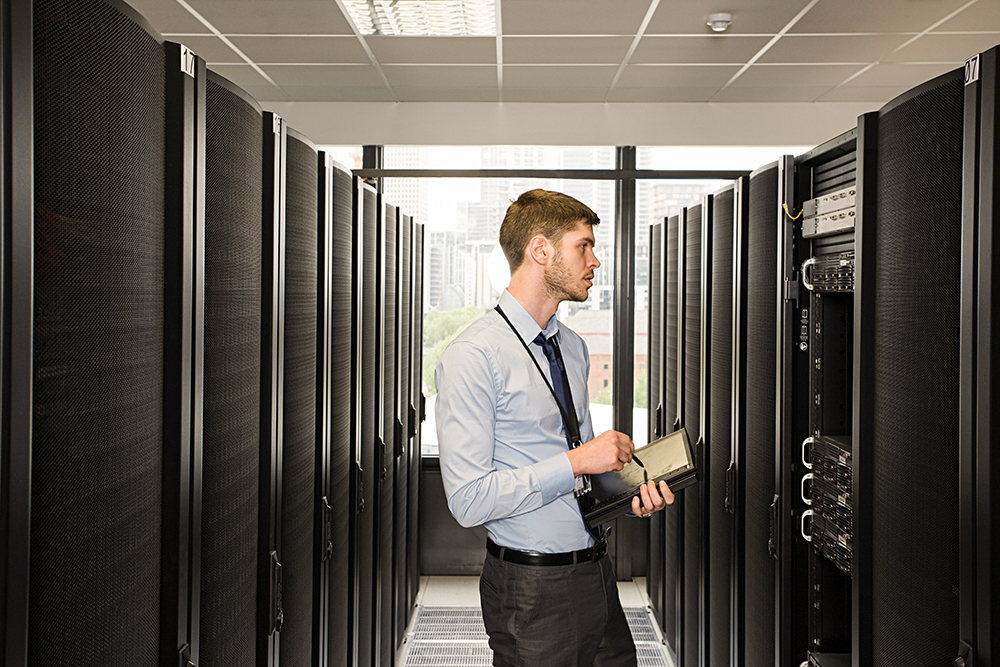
[802,436,853,576]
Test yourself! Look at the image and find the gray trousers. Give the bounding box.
[479,552,637,667]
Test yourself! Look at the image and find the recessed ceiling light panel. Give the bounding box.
[344,0,497,36]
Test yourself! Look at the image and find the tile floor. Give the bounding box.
[397,576,675,667]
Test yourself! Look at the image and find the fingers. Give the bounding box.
[632,481,676,517]
[660,481,675,505]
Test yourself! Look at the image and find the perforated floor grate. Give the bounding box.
[400,606,670,666]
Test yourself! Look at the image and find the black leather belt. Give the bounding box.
[486,537,607,566]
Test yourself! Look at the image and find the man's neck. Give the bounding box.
[507,277,559,329]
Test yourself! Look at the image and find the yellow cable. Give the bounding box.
[783,203,803,220]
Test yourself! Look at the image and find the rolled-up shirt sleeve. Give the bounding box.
[435,339,576,529]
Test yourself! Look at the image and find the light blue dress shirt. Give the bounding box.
[434,289,597,553]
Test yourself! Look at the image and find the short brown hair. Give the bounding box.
[499,189,600,273]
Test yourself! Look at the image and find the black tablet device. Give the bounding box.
[582,427,699,528]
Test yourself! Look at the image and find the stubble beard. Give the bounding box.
[544,248,590,303]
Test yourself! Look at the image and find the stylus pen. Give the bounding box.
[632,453,645,469]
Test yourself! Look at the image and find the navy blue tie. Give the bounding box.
[534,332,580,448]
[534,331,605,542]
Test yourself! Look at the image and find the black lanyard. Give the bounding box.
[494,305,582,448]
[495,304,593,498]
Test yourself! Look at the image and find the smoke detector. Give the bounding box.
[706,13,732,32]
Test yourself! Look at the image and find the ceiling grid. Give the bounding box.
[133,0,1000,140]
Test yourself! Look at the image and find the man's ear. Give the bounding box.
[526,235,551,266]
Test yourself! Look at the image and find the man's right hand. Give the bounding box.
[566,430,635,476]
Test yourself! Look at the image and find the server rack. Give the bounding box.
[278,125,319,667]
[164,40,204,667]
[776,153,810,667]
[854,67,965,667]
[201,69,263,667]
[740,162,780,667]
[681,202,705,667]
[962,45,1000,666]
[731,175,751,667]
[375,197,397,667]
[322,158,355,667]
[707,181,739,667]
[647,222,665,629]
[259,111,287,667]
[395,209,413,647]
[29,1,168,664]
[0,0,33,660]
[314,153,334,667]
[793,129,857,664]
[662,212,682,662]
[352,180,379,667]
[408,223,425,615]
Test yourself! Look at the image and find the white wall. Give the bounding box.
[265,101,874,147]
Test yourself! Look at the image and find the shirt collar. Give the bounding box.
[498,289,560,343]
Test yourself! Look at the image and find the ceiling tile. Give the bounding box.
[261,64,386,87]
[186,0,355,34]
[616,64,739,87]
[367,36,496,64]
[207,64,288,101]
[758,34,911,63]
[503,36,633,64]
[933,0,1000,32]
[816,85,909,102]
[228,36,369,64]
[645,0,812,35]
[882,33,1000,63]
[790,0,972,34]
[173,36,241,63]
[382,65,498,87]
[503,65,617,87]
[630,35,770,64]
[847,62,960,87]
[395,87,499,102]
[126,0,209,34]
[270,86,396,102]
[731,64,863,87]
[502,87,611,102]
[711,85,832,101]
[607,86,719,102]
[500,0,651,35]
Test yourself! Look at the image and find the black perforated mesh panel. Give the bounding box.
[395,214,412,644]
[31,2,164,663]
[708,189,734,665]
[407,225,423,611]
[358,186,379,667]
[379,203,398,667]
[871,71,963,667]
[745,166,778,667]
[200,75,262,667]
[663,215,680,651]
[648,224,664,626]
[278,133,319,667]
[329,165,354,667]
[682,204,702,667]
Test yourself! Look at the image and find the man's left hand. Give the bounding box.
[631,480,674,517]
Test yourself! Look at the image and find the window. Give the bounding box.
[383,147,616,456]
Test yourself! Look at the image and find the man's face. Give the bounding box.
[543,219,601,303]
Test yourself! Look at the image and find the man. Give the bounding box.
[435,189,673,667]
